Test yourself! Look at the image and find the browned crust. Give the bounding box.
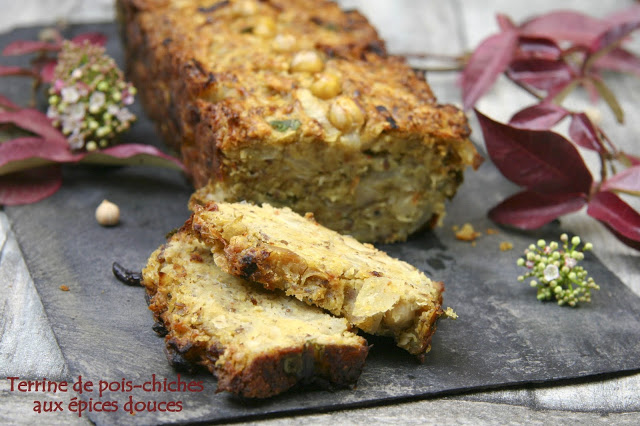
[142,229,369,398]
[116,0,474,184]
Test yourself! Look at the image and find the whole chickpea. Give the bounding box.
[328,96,365,132]
[290,50,324,73]
[311,72,342,99]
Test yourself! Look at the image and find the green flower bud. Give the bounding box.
[517,258,525,267]
[571,236,581,246]
[584,242,593,251]
[97,81,109,91]
[560,233,568,242]
[49,95,59,105]
[86,141,98,151]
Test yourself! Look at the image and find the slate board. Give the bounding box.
[3,24,640,425]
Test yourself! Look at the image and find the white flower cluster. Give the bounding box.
[516,234,599,307]
[47,41,136,151]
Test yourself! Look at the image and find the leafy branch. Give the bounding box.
[0,29,184,206]
[457,6,640,250]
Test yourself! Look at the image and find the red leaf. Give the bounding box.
[589,20,640,54]
[476,110,593,194]
[587,191,640,249]
[515,37,562,60]
[0,109,67,147]
[519,10,608,46]
[496,14,516,32]
[605,4,640,26]
[0,65,35,77]
[89,144,186,170]
[600,165,640,194]
[0,95,19,110]
[71,32,107,46]
[2,40,61,55]
[593,48,640,77]
[509,103,568,130]
[568,113,605,153]
[489,190,586,229]
[39,59,57,83]
[0,165,62,206]
[626,154,640,166]
[0,137,72,169]
[506,59,574,91]
[461,29,518,110]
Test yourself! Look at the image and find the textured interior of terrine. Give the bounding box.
[142,227,369,398]
[191,202,445,358]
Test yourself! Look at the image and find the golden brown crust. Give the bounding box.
[142,228,369,398]
[118,0,479,243]
[191,202,446,358]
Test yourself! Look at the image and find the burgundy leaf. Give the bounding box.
[496,14,516,32]
[476,110,593,194]
[519,10,608,46]
[600,165,640,194]
[39,59,57,83]
[489,190,586,229]
[0,137,72,171]
[0,65,34,77]
[0,109,67,147]
[2,40,60,55]
[71,32,107,46]
[461,29,518,110]
[0,165,62,206]
[593,47,640,77]
[0,94,19,110]
[568,113,605,153]
[515,36,562,60]
[509,103,569,130]
[506,59,574,91]
[587,191,640,249]
[75,143,185,170]
[626,153,640,166]
[589,20,640,54]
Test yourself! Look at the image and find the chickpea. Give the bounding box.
[328,96,365,131]
[253,16,276,38]
[311,72,342,99]
[95,199,120,226]
[290,50,324,73]
[232,0,258,16]
[272,33,297,52]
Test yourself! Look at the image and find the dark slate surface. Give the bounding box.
[3,24,640,425]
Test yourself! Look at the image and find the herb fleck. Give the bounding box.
[269,119,301,132]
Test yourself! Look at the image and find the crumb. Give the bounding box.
[500,241,514,251]
[455,223,482,242]
[59,285,70,291]
[443,307,458,320]
[486,228,499,235]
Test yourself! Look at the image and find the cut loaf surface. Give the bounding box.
[191,202,446,358]
[142,226,369,398]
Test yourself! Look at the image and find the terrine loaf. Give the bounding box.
[191,202,447,359]
[118,0,480,243]
[142,225,369,398]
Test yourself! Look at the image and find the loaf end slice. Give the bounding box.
[191,202,446,359]
[142,226,369,398]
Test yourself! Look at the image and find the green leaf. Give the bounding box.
[269,119,301,132]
